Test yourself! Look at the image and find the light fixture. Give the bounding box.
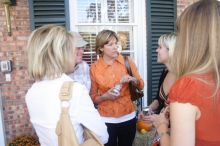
[0,0,16,36]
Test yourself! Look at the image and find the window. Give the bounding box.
[69,0,146,63]
[69,0,147,105]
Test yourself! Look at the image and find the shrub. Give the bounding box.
[7,135,39,146]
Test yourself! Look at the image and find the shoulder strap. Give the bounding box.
[123,56,133,76]
[56,81,80,146]
[59,81,73,101]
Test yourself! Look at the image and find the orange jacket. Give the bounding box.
[90,54,144,117]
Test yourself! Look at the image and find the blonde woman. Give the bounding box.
[90,30,144,146]
[25,25,108,146]
[150,33,176,113]
[149,0,220,146]
[139,33,176,129]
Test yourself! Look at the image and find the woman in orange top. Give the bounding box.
[90,30,144,146]
[148,0,220,146]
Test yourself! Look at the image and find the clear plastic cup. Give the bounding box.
[142,106,153,116]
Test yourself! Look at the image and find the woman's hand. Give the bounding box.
[148,107,169,133]
[138,107,154,123]
[101,87,120,101]
[140,114,155,124]
[120,75,138,84]
[138,112,144,121]
[95,87,120,103]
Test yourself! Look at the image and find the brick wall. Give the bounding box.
[0,0,35,143]
[0,0,194,144]
[177,0,199,16]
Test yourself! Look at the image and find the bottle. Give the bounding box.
[112,84,122,95]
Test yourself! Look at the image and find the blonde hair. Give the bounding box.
[172,0,220,93]
[158,33,176,58]
[96,30,118,55]
[27,24,76,81]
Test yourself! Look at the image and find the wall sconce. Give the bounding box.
[0,0,16,36]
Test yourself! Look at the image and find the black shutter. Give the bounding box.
[28,0,70,30]
[146,0,176,104]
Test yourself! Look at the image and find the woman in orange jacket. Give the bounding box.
[90,30,144,146]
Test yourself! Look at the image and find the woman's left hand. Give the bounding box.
[148,107,169,129]
[120,75,138,84]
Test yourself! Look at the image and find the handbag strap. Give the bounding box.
[58,82,103,146]
[56,81,80,146]
[59,81,73,101]
[123,56,133,76]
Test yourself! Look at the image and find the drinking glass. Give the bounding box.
[142,106,154,116]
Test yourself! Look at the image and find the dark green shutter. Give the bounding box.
[146,0,176,104]
[28,0,70,30]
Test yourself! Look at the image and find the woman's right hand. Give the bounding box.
[138,112,156,125]
[102,88,120,101]
[95,87,121,103]
[148,107,169,130]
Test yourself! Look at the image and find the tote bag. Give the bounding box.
[56,81,103,146]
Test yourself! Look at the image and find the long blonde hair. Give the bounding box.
[172,0,220,92]
[27,24,76,81]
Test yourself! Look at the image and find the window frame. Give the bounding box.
[69,0,147,106]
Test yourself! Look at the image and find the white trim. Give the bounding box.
[69,0,78,31]
[73,23,138,26]
[135,0,147,107]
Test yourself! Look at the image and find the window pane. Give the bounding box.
[75,0,135,65]
[79,32,97,64]
[77,0,134,23]
[118,31,134,58]
[107,0,116,23]
[77,0,101,23]
[78,26,134,65]
[117,0,133,23]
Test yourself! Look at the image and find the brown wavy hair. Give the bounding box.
[95,30,118,55]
